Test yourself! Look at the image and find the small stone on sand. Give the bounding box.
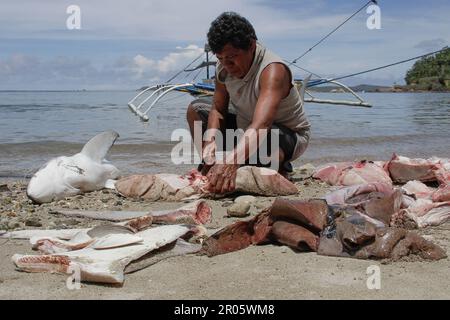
[227,202,251,218]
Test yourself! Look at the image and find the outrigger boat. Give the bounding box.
[127,45,371,122]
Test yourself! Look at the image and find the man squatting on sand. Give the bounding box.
[187,12,311,194]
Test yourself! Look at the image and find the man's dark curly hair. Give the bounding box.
[207,12,257,54]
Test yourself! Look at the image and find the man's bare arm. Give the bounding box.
[225,63,291,164]
[204,79,230,143]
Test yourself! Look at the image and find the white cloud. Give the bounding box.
[130,44,204,78]
[0,45,206,89]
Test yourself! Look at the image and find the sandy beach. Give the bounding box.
[0,167,449,300]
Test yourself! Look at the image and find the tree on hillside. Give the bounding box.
[405,47,450,89]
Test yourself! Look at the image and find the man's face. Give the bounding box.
[215,41,256,79]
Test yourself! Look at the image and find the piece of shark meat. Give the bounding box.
[415,203,450,228]
[56,200,212,226]
[27,131,121,204]
[115,166,298,201]
[271,221,319,251]
[114,174,198,201]
[124,239,201,274]
[435,164,450,185]
[318,213,446,261]
[151,201,212,225]
[313,161,392,186]
[352,227,447,261]
[401,181,435,200]
[390,232,447,261]
[401,199,450,228]
[201,211,272,257]
[268,198,329,232]
[336,215,377,252]
[32,235,95,254]
[317,236,346,257]
[432,185,450,202]
[234,166,299,196]
[354,228,408,260]
[359,189,403,226]
[325,183,402,227]
[389,209,419,230]
[325,182,394,206]
[119,216,154,233]
[12,225,192,285]
[385,154,441,183]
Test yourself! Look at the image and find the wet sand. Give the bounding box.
[0,168,449,300]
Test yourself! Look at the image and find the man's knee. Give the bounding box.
[186,103,197,122]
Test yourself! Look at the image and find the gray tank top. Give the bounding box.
[216,42,310,133]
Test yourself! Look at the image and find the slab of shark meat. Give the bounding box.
[433,185,450,202]
[325,183,402,228]
[202,199,330,257]
[435,163,450,185]
[54,200,212,226]
[115,166,298,201]
[271,221,319,251]
[27,131,121,204]
[317,213,447,261]
[401,181,435,199]
[313,161,392,186]
[385,154,446,183]
[12,225,193,285]
[399,199,450,228]
[325,183,394,205]
[201,211,272,257]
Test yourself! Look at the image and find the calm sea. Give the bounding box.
[0,90,449,178]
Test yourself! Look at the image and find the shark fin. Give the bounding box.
[80,131,119,163]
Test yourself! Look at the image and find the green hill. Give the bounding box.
[405,47,450,91]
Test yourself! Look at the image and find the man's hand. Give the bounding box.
[206,163,239,194]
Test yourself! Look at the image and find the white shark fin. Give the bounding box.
[80,131,119,163]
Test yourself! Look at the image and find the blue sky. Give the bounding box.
[0,0,449,90]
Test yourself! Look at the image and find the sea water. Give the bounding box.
[0,90,449,177]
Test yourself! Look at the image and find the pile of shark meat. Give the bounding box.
[1,201,211,285]
[115,166,299,201]
[313,154,450,228]
[202,198,447,261]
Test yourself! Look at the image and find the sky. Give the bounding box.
[0,0,449,90]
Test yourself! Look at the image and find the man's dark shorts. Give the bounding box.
[190,97,310,172]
